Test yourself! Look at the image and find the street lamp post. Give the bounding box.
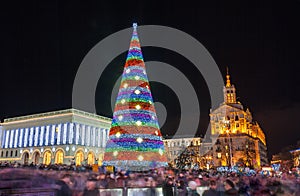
[226,129,233,167]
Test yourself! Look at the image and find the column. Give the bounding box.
[56,124,61,145]
[40,126,45,146]
[4,130,9,148]
[97,128,101,147]
[50,125,55,145]
[9,130,14,148]
[74,123,79,145]
[29,127,34,147]
[34,127,39,147]
[19,128,24,147]
[81,125,85,145]
[92,127,96,147]
[63,123,67,144]
[86,126,91,146]
[69,123,74,144]
[14,129,19,148]
[24,128,29,147]
[45,125,50,146]
[102,129,106,147]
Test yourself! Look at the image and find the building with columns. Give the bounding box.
[203,69,268,168]
[0,109,111,166]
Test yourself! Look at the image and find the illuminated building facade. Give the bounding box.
[206,69,268,168]
[290,149,300,168]
[0,109,111,166]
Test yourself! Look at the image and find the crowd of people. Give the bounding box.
[0,161,300,196]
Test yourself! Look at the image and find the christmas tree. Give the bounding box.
[102,23,168,171]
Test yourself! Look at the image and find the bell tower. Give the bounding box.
[223,67,237,104]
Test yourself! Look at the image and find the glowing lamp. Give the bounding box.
[137,155,144,161]
[136,121,142,126]
[137,137,143,143]
[118,115,123,121]
[135,105,141,110]
[134,89,140,94]
[113,151,118,156]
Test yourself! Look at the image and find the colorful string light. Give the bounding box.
[103,23,167,171]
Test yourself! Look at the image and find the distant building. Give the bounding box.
[0,109,111,166]
[163,136,201,167]
[204,69,268,168]
[162,69,268,169]
[290,148,300,167]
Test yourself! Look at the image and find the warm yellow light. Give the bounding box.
[116,132,121,138]
[155,131,158,135]
[121,99,126,104]
[135,76,140,80]
[136,137,143,143]
[113,151,118,156]
[123,83,128,88]
[136,121,142,126]
[149,101,152,104]
[137,155,144,161]
[135,105,141,110]
[134,90,140,94]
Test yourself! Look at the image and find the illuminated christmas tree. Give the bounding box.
[102,23,168,171]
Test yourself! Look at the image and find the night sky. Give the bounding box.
[1,0,300,160]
